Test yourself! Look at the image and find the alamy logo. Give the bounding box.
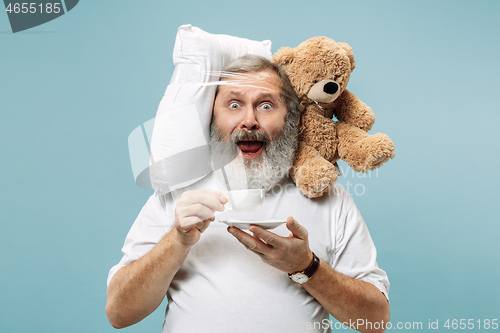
[4,0,78,33]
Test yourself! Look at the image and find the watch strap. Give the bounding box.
[289,252,320,279]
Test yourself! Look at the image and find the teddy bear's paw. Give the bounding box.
[295,162,338,198]
[372,155,388,167]
[367,133,396,170]
[342,133,395,173]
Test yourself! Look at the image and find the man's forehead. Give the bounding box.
[218,70,282,95]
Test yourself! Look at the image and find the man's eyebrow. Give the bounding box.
[256,92,280,100]
[225,90,243,98]
[220,87,282,100]
[237,89,281,97]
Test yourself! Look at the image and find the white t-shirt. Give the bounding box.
[107,171,389,333]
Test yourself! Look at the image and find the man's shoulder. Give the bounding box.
[326,183,352,201]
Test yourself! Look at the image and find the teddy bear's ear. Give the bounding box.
[273,47,295,65]
[338,42,356,71]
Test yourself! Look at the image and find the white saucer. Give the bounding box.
[218,219,286,230]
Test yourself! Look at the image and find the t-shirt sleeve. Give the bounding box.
[107,193,175,287]
[330,188,390,300]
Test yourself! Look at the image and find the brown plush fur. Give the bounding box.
[274,37,395,198]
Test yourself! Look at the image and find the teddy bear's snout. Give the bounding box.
[323,82,339,95]
[307,79,341,103]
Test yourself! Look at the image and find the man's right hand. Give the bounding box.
[173,189,228,247]
[106,188,227,329]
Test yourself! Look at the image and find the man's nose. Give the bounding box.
[238,108,259,130]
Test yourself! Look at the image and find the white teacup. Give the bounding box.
[226,189,265,212]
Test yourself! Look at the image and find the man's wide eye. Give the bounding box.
[261,103,272,110]
[229,102,240,109]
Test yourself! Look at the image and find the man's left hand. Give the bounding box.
[228,216,313,274]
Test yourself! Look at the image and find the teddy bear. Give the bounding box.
[273,36,395,198]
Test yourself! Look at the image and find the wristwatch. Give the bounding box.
[288,252,320,284]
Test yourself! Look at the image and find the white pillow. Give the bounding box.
[129,25,272,193]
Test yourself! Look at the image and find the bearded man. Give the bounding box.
[106,55,390,333]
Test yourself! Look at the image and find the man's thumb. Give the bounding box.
[287,217,307,239]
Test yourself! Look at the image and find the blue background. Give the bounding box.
[1,1,499,332]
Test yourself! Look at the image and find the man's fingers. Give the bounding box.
[198,218,214,233]
[178,216,203,229]
[178,204,216,221]
[248,225,284,248]
[286,217,308,240]
[175,189,228,230]
[178,216,213,231]
[180,189,228,212]
[228,227,268,255]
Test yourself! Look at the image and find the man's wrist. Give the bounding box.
[288,252,320,284]
[291,251,314,274]
[169,227,194,251]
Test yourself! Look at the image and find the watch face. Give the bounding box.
[291,273,309,284]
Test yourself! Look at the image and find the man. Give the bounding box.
[106,55,390,333]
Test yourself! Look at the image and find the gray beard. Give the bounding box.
[209,120,298,192]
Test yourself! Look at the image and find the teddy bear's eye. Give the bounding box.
[334,75,338,80]
[313,80,318,84]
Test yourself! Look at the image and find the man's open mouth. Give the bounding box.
[237,140,264,158]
